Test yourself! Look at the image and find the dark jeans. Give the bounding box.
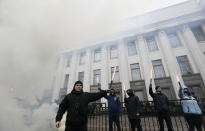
[129,118,142,131]
[65,124,87,131]
[109,111,121,131]
[184,114,202,131]
[157,112,173,131]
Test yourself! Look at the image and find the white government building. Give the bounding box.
[52,0,205,107]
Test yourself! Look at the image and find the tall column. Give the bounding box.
[118,40,130,92]
[101,45,109,103]
[84,48,92,92]
[202,23,205,36]
[157,30,184,98]
[181,25,205,84]
[68,52,78,93]
[136,36,153,100]
[198,0,205,14]
[52,56,66,102]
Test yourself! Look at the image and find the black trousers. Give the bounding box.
[109,111,121,131]
[65,124,87,131]
[157,112,173,131]
[184,114,202,131]
[203,117,205,130]
[129,118,142,131]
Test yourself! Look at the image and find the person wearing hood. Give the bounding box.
[124,89,142,131]
[178,85,202,131]
[55,81,109,131]
[149,84,173,131]
[104,88,122,131]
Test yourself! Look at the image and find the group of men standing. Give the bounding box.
[55,80,203,131]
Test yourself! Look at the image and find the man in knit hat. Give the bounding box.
[55,81,110,131]
[149,84,173,131]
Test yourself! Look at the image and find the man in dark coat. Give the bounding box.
[149,84,173,131]
[55,81,108,131]
[124,89,142,131]
[104,88,122,131]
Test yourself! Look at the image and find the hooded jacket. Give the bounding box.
[124,95,142,119]
[178,85,202,115]
[56,89,107,126]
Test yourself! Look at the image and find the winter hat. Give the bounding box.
[74,81,83,88]
[127,89,134,96]
[127,89,134,94]
[155,86,160,91]
[110,88,116,95]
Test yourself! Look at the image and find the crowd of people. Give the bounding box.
[55,80,203,131]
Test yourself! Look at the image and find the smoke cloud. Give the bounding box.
[0,0,187,131]
[0,0,62,130]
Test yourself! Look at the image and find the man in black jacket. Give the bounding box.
[149,84,173,131]
[55,81,109,131]
[124,89,142,131]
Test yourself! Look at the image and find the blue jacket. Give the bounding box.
[178,86,202,115]
[104,95,122,112]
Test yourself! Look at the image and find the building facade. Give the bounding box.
[52,0,205,104]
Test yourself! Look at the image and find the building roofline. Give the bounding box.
[60,0,205,54]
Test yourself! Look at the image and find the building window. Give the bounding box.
[176,55,193,75]
[134,90,144,101]
[191,26,205,42]
[110,45,118,59]
[58,88,67,103]
[190,86,204,99]
[127,41,137,56]
[94,48,101,62]
[63,74,69,89]
[146,36,158,52]
[152,59,166,78]
[66,56,72,67]
[162,88,172,99]
[79,52,86,65]
[167,32,182,48]
[130,63,141,81]
[78,72,84,82]
[93,69,101,85]
[111,66,120,83]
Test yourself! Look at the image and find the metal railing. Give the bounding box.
[87,99,205,131]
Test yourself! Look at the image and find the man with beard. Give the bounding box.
[104,88,122,131]
[179,85,202,131]
[124,89,142,131]
[149,84,173,131]
[55,81,109,131]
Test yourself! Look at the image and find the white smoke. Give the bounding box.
[0,0,62,130]
[0,0,188,131]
